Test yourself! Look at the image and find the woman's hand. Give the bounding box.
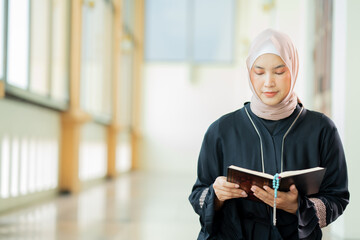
[250,184,299,214]
[213,176,248,210]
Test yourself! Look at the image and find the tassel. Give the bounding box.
[272,173,280,226]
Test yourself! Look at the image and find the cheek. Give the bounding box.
[250,80,262,94]
[250,74,263,90]
[280,76,291,94]
[284,74,292,92]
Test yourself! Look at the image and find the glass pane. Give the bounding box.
[7,0,30,89]
[81,0,112,117]
[81,1,95,113]
[51,0,69,102]
[192,0,235,62]
[145,0,188,61]
[30,0,50,96]
[123,0,135,34]
[0,0,4,79]
[102,2,112,116]
[118,54,133,127]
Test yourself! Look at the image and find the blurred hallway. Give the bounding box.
[0,171,199,240]
[1,0,360,239]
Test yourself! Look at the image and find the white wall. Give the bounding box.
[338,0,360,238]
[140,63,245,174]
[0,99,60,212]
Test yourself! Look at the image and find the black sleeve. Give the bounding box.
[297,116,349,239]
[188,121,224,238]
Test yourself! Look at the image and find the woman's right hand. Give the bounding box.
[213,176,248,210]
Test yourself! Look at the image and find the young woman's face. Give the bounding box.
[250,53,291,106]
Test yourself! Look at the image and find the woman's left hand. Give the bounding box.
[250,184,299,214]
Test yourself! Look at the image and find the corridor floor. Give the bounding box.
[0,171,199,240]
[0,171,338,240]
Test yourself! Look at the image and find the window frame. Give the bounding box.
[3,0,70,111]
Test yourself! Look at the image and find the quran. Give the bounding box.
[227,165,326,201]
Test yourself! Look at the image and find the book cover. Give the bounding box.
[226,165,326,202]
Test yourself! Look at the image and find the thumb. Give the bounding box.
[290,184,298,195]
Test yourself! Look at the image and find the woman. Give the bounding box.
[188,29,349,239]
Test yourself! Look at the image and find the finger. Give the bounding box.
[264,185,286,201]
[263,185,274,195]
[251,186,273,204]
[215,177,240,189]
[216,184,247,196]
[224,190,247,198]
[252,185,272,196]
[222,181,240,189]
[264,186,287,202]
[217,185,248,197]
[216,189,247,200]
[218,185,245,194]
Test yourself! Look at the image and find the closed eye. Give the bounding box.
[255,72,264,75]
[275,72,285,75]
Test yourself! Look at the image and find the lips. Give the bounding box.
[263,91,278,97]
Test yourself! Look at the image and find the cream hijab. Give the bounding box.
[246,29,299,121]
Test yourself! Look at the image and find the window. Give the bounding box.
[118,54,133,127]
[192,0,235,62]
[123,0,135,34]
[145,0,236,63]
[7,0,30,89]
[81,0,113,119]
[30,0,51,96]
[51,0,70,102]
[0,0,4,80]
[4,0,69,109]
[145,0,188,61]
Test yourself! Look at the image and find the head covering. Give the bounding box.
[246,28,299,120]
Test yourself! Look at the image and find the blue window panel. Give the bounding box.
[145,0,188,61]
[192,0,235,63]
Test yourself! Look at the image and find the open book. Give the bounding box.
[227,165,326,201]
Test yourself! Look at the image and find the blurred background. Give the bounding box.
[0,0,359,239]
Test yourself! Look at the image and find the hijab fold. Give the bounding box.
[246,29,299,121]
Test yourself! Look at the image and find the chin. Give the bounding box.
[261,98,281,106]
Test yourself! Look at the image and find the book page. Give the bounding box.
[279,167,325,178]
[228,165,273,179]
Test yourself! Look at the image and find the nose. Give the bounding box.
[264,74,275,87]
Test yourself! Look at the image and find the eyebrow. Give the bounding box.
[273,64,285,69]
[254,64,285,70]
